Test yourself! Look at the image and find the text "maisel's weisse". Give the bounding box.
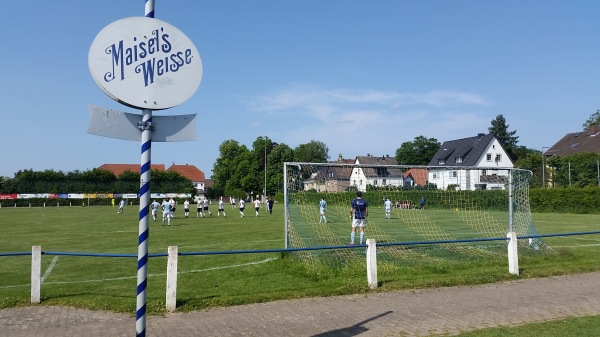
[103,27,194,86]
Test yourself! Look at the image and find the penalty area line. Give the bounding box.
[41,256,59,284]
[0,257,277,289]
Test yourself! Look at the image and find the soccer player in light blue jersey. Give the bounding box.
[117,199,125,214]
[161,198,172,226]
[384,198,392,219]
[319,197,327,223]
[151,199,160,221]
[350,191,368,245]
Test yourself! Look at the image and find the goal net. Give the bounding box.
[283,162,549,268]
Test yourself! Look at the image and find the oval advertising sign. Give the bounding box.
[89,17,202,110]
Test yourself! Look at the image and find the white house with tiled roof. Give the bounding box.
[303,154,354,192]
[427,133,513,190]
[350,155,404,192]
[167,163,206,193]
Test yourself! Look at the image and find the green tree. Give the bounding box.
[582,109,600,130]
[231,150,258,196]
[78,169,117,192]
[152,170,194,196]
[488,114,519,161]
[212,140,250,196]
[266,143,294,195]
[514,150,543,188]
[395,136,440,165]
[294,140,329,163]
[547,152,600,187]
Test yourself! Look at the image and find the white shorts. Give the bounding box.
[352,218,366,228]
[320,209,325,215]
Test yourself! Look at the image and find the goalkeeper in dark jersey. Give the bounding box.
[350,191,368,245]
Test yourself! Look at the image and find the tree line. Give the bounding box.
[209,138,328,199]
[0,169,194,195]
[3,112,599,195]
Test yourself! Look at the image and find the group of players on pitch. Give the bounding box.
[148,196,275,226]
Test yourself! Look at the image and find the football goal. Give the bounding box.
[283,162,549,268]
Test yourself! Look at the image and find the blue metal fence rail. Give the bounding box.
[2,231,599,257]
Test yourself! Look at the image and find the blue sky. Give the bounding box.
[2,1,598,178]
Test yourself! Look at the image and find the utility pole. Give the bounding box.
[541,147,549,188]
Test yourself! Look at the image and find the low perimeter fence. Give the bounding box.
[3,231,600,312]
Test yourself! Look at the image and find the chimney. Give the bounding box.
[588,123,599,135]
[477,133,485,139]
[338,153,343,162]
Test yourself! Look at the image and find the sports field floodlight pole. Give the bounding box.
[264,136,268,200]
[541,146,549,188]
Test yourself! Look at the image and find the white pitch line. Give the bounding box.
[41,256,59,284]
[551,244,600,248]
[0,257,277,289]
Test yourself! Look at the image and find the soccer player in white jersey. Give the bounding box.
[253,198,261,216]
[384,198,392,219]
[169,198,176,218]
[183,199,190,218]
[319,197,327,223]
[203,197,212,216]
[197,198,203,218]
[239,199,245,217]
[217,197,226,217]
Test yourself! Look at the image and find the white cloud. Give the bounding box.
[247,85,492,159]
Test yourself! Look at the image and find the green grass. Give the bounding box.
[448,315,600,337]
[0,205,599,316]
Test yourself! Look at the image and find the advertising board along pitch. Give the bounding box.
[89,17,203,110]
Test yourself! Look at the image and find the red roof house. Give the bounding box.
[98,164,165,177]
[167,164,206,190]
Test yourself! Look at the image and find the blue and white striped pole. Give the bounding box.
[136,2,154,336]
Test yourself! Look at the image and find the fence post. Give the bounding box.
[366,239,378,289]
[507,232,519,275]
[166,246,178,312]
[31,246,41,303]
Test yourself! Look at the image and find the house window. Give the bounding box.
[495,154,502,162]
[455,156,463,163]
[452,171,457,178]
[382,179,386,185]
[438,159,445,165]
[432,173,437,179]
[360,180,363,186]
[374,180,378,186]
[353,180,356,186]
[486,154,492,161]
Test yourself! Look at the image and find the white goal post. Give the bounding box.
[283,162,547,267]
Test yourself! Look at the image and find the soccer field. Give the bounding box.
[0,205,599,314]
